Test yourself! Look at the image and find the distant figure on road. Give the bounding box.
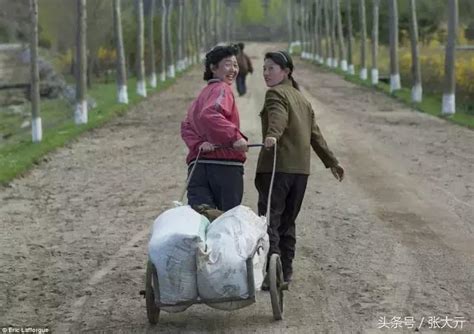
[235,42,253,97]
[181,44,248,212]
[256,50,345,287]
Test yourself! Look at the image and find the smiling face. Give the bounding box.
[263,58,290,87]
[211,56,239,85]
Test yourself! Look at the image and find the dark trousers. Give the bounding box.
[255,173,308,275]
[236,73,247,96]
[187,163,244,211]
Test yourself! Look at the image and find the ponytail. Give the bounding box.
[289,73,300,91]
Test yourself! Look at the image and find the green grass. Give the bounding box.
[0,73,182,185]
[305,60,474,129]
[0,110,26,136]
[0,98,73,146]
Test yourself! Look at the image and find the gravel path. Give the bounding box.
[1,43,472,333]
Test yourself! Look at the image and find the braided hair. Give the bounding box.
[203,44,240,81]
[264,50,300,91]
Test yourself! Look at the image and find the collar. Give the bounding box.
[276,77,292,87]
[207,78,222,85]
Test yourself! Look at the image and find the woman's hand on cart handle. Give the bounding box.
[233,138,249,152]
[330,164,345,182]
[264,136,277,149]
[199,141,215,153]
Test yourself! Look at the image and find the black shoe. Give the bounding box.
[283,268,293,284]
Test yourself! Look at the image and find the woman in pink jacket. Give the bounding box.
[181,45,248,211]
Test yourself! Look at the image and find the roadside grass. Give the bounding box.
[327,64,474,129]
[0,74,180,185]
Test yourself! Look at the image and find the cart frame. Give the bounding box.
[145,248,286,324]
[144,143,286,324]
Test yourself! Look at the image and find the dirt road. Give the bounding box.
[1,43,472,333]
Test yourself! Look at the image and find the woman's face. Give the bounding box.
[211,55,239,85]
[263,58,289,87]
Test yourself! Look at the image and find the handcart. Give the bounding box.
[142,143,287,323]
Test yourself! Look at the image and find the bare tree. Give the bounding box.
[209,0,215,46]
[113,0,128,103]
[177,0,184,71]
[200,0,206,53]
[307,0,313,59]
[389,0,401,92]
[293,0,300,50]
[187,0,194,64]
[371,0,379,85]
[147,0,157,87]
[195,0,202,63]
[307,0,312,59]
[287,0,294,51]
[313,0,320,62]
[330,0,337,67]
[225,2,231,42]
[324,0,331,66]
[312,0,316,59]
[336,0,347,71]
[189,0,197,64]
[316,0,323,63]
[166,0,175,78]
[29,0,42,142]
[136,0,146,96]
[442,0,458,115]
[183,0,190,67]
[301,0,307,58]
[75,0,88,124]
[214,0,221,45]
[298,0,304,56]
[359,0,368,80]
[346,0,354,74]
[160,0,167,81]
[409,0,422,102]
[310,0,316,60]
[301,0,308,59]
[201,0,208,49]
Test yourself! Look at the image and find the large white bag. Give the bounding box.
[197,205,269,310]
[148,205,209,306]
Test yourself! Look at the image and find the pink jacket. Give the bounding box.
[181,79,247,165]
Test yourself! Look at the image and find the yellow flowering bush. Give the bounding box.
[398,46,474,105]
[345,34,473,107]
[97,47,116,64]
[455,56,474,104]
[55,49,73,73]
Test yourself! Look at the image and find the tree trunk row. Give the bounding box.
[291,0,459,114]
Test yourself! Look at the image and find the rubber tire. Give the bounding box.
[269,254,284,320]
[145,260,160,324]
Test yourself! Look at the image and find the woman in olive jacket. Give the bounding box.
[256,50,345,285]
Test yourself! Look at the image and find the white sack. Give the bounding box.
[197,205,269,310]
[148,205,209,306]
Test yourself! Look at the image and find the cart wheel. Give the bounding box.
[269,254,284,320]
[145,260,160,324]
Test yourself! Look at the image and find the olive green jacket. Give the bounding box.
[256,78,338,175]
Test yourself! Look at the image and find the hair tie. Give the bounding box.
[276,51,288,64]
